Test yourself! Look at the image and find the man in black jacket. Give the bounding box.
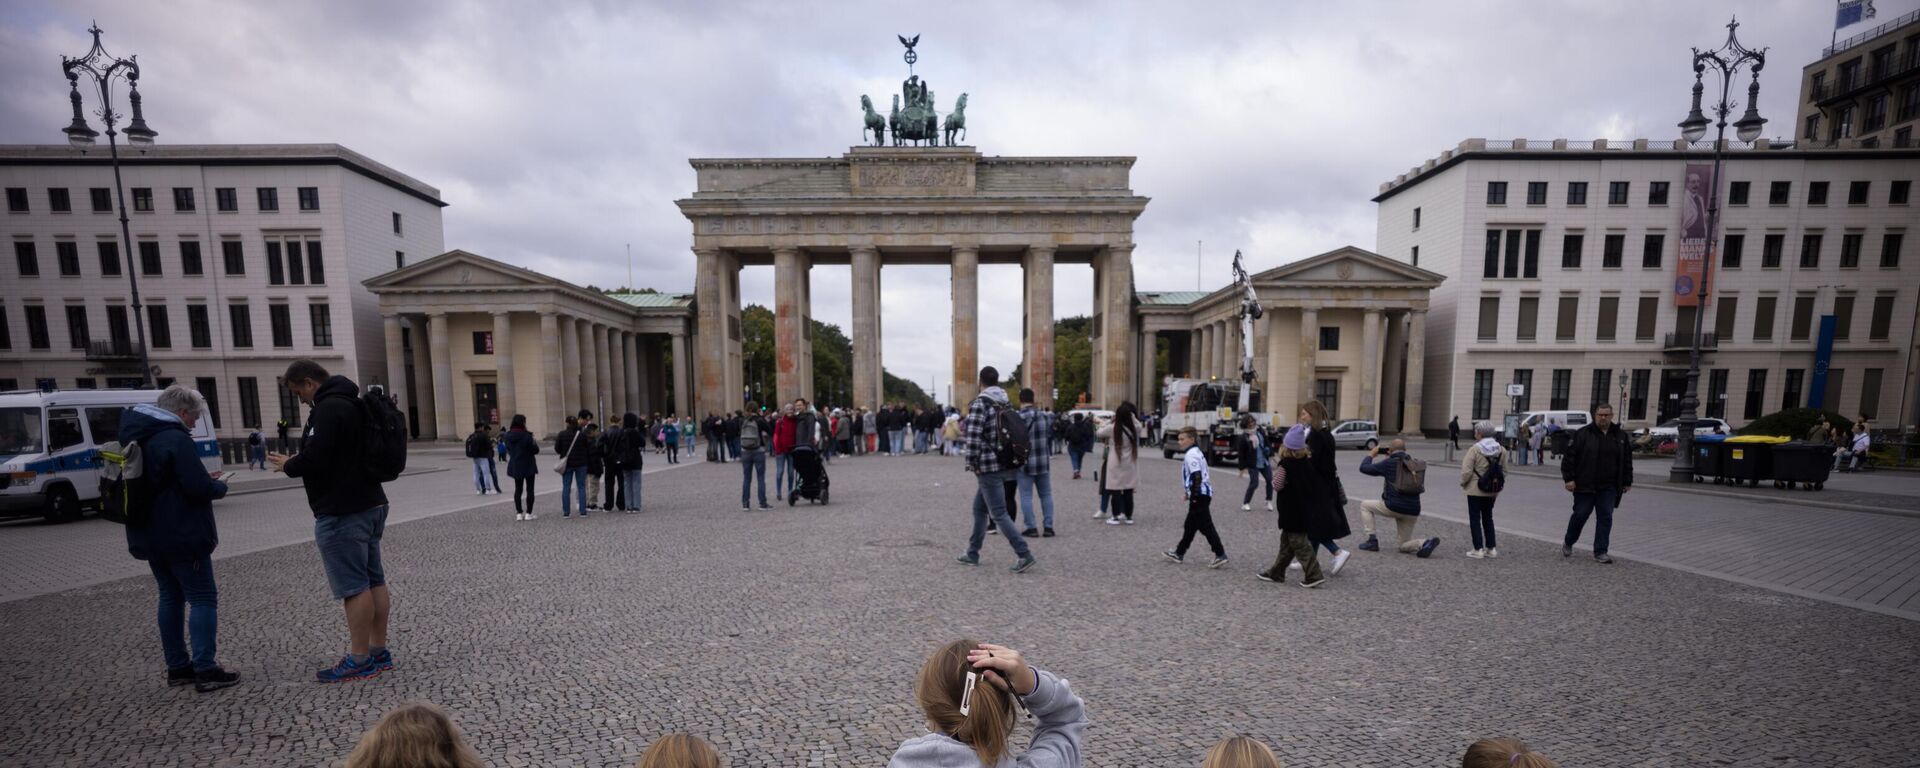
[1560,403,1633,564]
[602,419,625,511]
[555,410,593,517]
[269,360,393,683]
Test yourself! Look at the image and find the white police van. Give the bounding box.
[0,389,221,522]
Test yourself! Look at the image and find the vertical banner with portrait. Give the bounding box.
[1674,163,1714,307]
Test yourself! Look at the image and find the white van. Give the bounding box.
[0,389,221,522]
[1499,410,1592,437]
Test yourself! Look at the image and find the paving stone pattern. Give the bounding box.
[1,451,1917,766]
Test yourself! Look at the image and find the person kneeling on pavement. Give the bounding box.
[1356,438,1440,557]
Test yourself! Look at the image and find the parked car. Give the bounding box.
[1329,420,1379,450]
[1647,417,1732,440]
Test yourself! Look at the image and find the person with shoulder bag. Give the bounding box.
[1460,420,1508,560]
[553,411,592,518]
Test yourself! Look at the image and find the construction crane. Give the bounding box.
[1232,250,1263,414]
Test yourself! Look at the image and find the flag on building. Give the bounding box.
[1837,0,1878,30]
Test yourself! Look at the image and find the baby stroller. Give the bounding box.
[789,446,830,505]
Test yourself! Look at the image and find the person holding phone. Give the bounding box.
[889,640,1086,768]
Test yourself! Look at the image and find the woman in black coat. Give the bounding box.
[1300,401,1354,575]
[503,414,541,521]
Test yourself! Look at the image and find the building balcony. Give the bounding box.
[84,339,145,361]
[1812,57,1920,105]
[1662,332,1718,352]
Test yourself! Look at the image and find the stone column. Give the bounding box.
[593,323,612,417]
[1186,329,1200,378]
[799,257,815,404]
[1380,311,1406,432]
[1403,309,1427,436]
[670,331,692,416]
[427,312,455,440]
[1212,320,1228,380]
[492,311,516,427]
[1265,305,1288,414]
[951,245,980,407]
[580,322,600,417]
[540,311,564,436]
[774,246,807,406]
[1360,308,1383,421]
[407,315,435,439]
[1298,306,1320,410]
[1100,245,1134,407]
[1197,324,1212,382]
[636,335,656,414]
[624,332,641,416]
[382,314,407,420]
[1137,329,1157,408]
[1023,244,1057,409]
[560,315,581,413]
[850,245,881,410]
[1089,251,1105,406]
[608,327,626,417]
[693,248,727,418]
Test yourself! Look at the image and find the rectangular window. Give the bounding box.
[1477,296,1500,341]
[64,305,90,349]
[269,304,294,348]
[5,187,28,212]
[1833,295,1855,340]
[179,241,203,276]
[1567,181,1588,205]
[1504,228,1521,277]
[1722,233,1744,269]
[1596,296,1619,341]
[1769,181,1791,205]
[1861,369,1883,419]
[215,187,237,212]
[285,241,305,285]
[1561,233,1583,269]
[1715,296,1738,342]
[256,187,279,212]
[1483,230,1500,278]
[392,211,404,235]
[238,377,261,430]
[1472,369,1494,420]
[187,305,211,349]
[1556,295,1578,341]
[1648,181,1670,205]
[1487,181,1508,205]
[1635,296,1659,341]
[132,187,153,212]
[1848,181,1870,205]
[138,241,162,276]
[1791,296,1815,341]
[1512,370,1534,412]
[1800,233,1823,268]
[1411,246,1418,267]
[1822,370,1845,413]
[1782,369,1804,410]
[1526,181,1547,205]
[55,242,79,276]
[1762,233,1784,268]
[25,305,50,349]
[1893,180,1912,205]
[1629,369,1651,421]
[297,187,320,211]
[1880,232,1904,268]
[306,241,325,284]
[90,187,113,212]
[276,378,301,429]
[1642,233,1665,268]
[1808,181,1829,205]
[196,377,220,426]
[266,241,284,285]
[310,303,333,347]
[1706,369,1729,419]
[147,305,171,349]
[1319,327,1340,351]
[1743,369,1768,420]
[0,306,8,349]
[473,330,494,355]
[1729,181,1750,205]
[74,378,96,390]
[222,241,245,275]
[1753,296,1777,341]
[14,241,38,276]
[97,241,120,276]
[1517,296,1539,341]
[1869,294,1895,340]
[1840,233,1863,268]
[395,251,405,270]
[1603,234,1625,268]
[172,187,195,212]
[1522,230,1540,278]
[1551,369,1571,410]
[47,187,71,213]
[1591,370,1612,411]
[229,304,253,348]
[1608,181,1630,205]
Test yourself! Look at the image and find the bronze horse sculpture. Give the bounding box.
[860,95,887,146]
[943,93,967,146]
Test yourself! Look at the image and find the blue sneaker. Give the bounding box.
[371,647,394,672]
[315,654,381,683]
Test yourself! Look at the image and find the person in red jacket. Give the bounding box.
[771,403,798,500]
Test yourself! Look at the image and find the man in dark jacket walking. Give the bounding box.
[1448,416,1461,449]
[123,385,239,693]
[268,361,393,684]
[1560,403,1633,564]
[1355,439,1440,557]
[555,410,593,517]
[602,418,625,511]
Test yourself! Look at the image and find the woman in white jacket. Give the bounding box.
[889,641,1085,768]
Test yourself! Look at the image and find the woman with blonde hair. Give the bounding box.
[889,640,1086,768]
[636,733,723,768]
[342,701,484,768]
[1201,735,1282,768]
[1461,737,1557,768]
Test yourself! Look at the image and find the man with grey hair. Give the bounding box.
[121,385,239,692]
[1459,421,1510,559]
[1560,403,1632,564]
[1356,438,1440,557]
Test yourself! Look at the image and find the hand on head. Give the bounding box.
[966,642,1035,696]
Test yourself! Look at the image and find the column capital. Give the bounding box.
[491,310,512,318]
[692,246,722,257]
[951,244,981,257]
[848,244,879,255]
[1105,243,1136,255]
[1026,243,1058,255]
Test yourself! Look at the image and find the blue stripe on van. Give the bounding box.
[197,439,220,458]
[24,449,101,474]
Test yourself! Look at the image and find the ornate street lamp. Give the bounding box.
[61,23,158,389]
[1671,18,1765,483]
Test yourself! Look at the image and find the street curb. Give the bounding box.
[1426,459,1920,520]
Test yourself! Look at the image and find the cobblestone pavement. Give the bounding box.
[1,451,1917,766]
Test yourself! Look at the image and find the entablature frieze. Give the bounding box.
[683,209,1143,239]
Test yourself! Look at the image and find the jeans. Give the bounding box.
[561,466,589,516]
[1565,487,1619,556]
[1517,444,1531,466]
[1068,449,1084,474]
[623,469,643,511]
[149,556,218,672]
[967,469,1032,560]
[741,449,767,507]
[512,475,535,515]
[1243,464,1273,505]
[729,437,741,460]
[471,458,495,493]
[1017,470,1055,529]
[891,429,907,455]
[1174,494,1225,559]
[248,445,265,470]
[774,452,793,497]
[1466,495,1498,550]
[915,430,930,454]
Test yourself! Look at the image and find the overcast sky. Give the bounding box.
[4,0,1912,397]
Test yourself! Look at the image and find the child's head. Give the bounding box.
[1279,424,1311,460]
[343,701,484,768]
[1202,735,1283,768]
[636,733,723,768]
[1178,427,1198,448]
[914,639,1016,766]
[1462,737,1557,768]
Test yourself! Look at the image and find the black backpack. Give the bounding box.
[97,439,156,527]
[1475,452,1506,494]
[358,388,408,483]
[465,432,489,459]
[989,400,1030,469]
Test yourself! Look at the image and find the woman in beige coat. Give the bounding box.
[1098,402,1142,525]
[1459,420,1509,559]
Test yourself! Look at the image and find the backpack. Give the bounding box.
[465,432,489,458]
[740,419,762,451]
[97,440,156,527]
[1474,452,1506,494]
[358,388,408,483]
[987,399,1030,469]
[1392,455,1428,495]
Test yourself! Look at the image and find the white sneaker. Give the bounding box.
[1466,548,1486,559]
[1093,510,1107,519]
[1265,500,1273,511]
[1105,518,1124,525]
[1329,549,1351,576]
[1122,518,1135,525]
[1241,504,1251,511]
[1487,548,1499,558]
[476,491,485,496]
[1287,561,1302,571]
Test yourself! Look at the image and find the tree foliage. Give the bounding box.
[1738,407,1851,438]
[1007,316,1092,408]
[884,372,936,410]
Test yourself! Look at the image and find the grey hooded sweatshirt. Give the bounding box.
[887,667,1086,768]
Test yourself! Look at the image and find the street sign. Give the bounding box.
[1506,383,1526,397]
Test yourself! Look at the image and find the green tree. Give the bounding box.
[741,304,776,407]
[883,372,936,409]
[811,318,853,407]
[1006,316,1092,408]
